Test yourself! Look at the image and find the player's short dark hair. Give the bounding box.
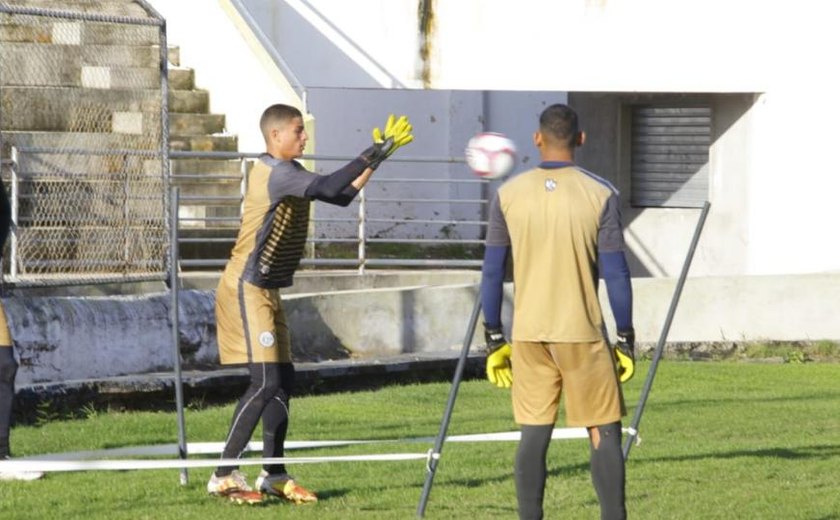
[539,104,580,148]
[260,104,303,141]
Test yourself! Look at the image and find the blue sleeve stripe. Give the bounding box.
[577,166,619,195]
[599,251,633,331]
[480,245,509,328]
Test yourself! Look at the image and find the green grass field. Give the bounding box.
[1,360,839,519]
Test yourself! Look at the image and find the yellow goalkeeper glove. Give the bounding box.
[363,114,414,170]
[484,323,513,389]
[373,114,414,154]
[614,329,635,383]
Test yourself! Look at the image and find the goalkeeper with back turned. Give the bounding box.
[480,103,634,520]
[207,104,413,505]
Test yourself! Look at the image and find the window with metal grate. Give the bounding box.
[630,105,710,208]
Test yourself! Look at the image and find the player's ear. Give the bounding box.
[533,131,543,148]
[576,131,586,148]
[270,126,282,144]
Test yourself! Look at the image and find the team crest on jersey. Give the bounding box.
[258,331,275,348]
[545,179,557,192]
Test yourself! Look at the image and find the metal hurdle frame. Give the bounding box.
[415,202,712,517]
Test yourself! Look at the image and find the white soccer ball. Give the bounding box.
[465,132,517,180]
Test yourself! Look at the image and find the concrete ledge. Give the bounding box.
[3,271,484,386]
[3,271,838,389]
[14,351,486,421]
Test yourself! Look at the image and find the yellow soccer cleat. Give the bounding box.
[207,470,264,505]
[256,470,318,505]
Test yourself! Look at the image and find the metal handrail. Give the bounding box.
[169,150,485,273]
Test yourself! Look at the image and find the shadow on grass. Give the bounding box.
[438,461,590,491]
[632,444,840,464]
[424,503,519,516]
[628,390,840,410]
[440,444,840,493]
[311,487,351,501]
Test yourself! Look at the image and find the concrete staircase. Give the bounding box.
[167,60,242,268]
[0,0,242,272]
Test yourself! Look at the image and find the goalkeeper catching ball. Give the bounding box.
[208,104,412,504]
[480,103,634,519]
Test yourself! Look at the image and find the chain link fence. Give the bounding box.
[0,1,170,287]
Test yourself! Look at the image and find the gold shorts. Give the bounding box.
[215,269,291,365]
[511,339,625,427]
[0,301,11,346]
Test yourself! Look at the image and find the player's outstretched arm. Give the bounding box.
[305,114,414,206]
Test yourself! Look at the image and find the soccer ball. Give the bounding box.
[465,132,517,180]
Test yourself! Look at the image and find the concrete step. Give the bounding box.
[1,41,164,69]
[168,46,179,67]
[176,227,238,262]
[10,149,151,178]
[6,148,251,176]
[0,19,160,46]
[6,146,246,179]
[169,67,194,90]
[0,0,150,18]
[168,157,243,235]
[169,113,225,136]
[14,186,165,222]
[0,0,143,6]
[168,158,245,176]
[169,134,238,153]
[176,186,240,206]
[1,86,211,133]
[1,0,140,3]
[1,63,162,89]
[178,205,240,234]
[1,86,163,134]
[169,89,209,113]
[1,131,158,157]
[0,86,210,121]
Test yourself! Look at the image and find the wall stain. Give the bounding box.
[418,0,435,88]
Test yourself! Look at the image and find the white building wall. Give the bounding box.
[305,89,565,239]
[747,87,839,275]
[148,0,303,152]
[240,0,420,89]
[240,0,835,94]
[158,0,839,276]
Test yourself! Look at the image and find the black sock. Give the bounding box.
[216,363,281,477]
[261,363,293,476]
[589,422,626,520]
[0,347,17,459]
[515,424,553,520]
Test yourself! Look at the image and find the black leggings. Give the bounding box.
[217,362,294,476]
[0,347,17,458]
[516,422,626,520]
